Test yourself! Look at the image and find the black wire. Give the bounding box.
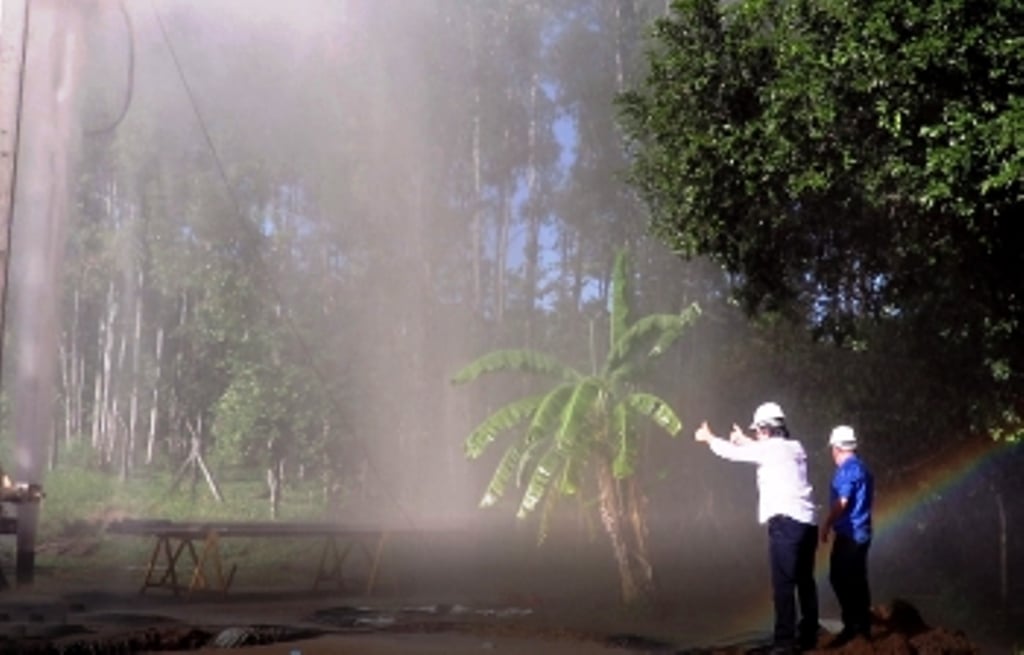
[149,1,414,529]
[85,0,135,137]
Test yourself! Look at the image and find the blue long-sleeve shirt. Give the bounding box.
[830,455,873,543]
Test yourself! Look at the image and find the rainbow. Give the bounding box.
[870,437,1016,546]
[718,437,1019,644]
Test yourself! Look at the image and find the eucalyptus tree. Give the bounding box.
[54,0,711,517]
[453,249,700,605]
[278,0,570,509]
[59,0,337,482]
[620,0,1024,441]
[64,25,210,475]
[547,0,673,312]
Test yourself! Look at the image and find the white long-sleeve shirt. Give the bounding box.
[709,436,816,525]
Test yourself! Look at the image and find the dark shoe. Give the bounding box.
[745,639,797,654]
[798,626,822,651]
[798,634,820,651]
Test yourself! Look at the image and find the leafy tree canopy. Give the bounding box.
[619,0,1024,438]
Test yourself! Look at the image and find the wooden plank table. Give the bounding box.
[108,519,391,597]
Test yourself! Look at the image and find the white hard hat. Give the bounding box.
[750,402,786,429]
[829,425,858,450]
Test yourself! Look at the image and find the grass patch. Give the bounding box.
[26,465,348,583]
[39,465,333,531]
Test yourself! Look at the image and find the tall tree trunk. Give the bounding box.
[267,464,281,520]
[469,11,484,315]
[126,267,143,476]
[93,280,116,460]
[572,231,586,309]
[55,341,67,471]
[168,290,188,458]
[90,316,103,449]
[614,0,637,94]
[188,414,203,500]
[68,285,85,446]
[266,438,283,520]
[113,325,127,478]
[69,286,81,442]
[75,338,85,443]
[58,294,76,451]
[146,325,163,465]
[494,175,511,324]
[523,72,541,348]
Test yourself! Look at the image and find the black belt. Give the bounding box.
[768,514,812,527]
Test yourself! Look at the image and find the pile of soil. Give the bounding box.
[813,600,980,655]
[680,600,982,654]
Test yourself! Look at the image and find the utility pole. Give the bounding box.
[2,0,86,587]
[0,0,31,588]
[0,0,27,342]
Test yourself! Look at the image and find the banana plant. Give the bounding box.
[452,248,700,605]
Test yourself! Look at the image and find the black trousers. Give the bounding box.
[829,533,872,635]
[768,515,819,645]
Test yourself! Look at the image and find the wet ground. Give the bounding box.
[0,586,996,654]
[0,521,1015,654]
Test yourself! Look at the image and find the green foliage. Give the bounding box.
[610,250,632,348]
[37,466,331,540]
[464,394,547,459]
[620,0,1024,437]
[34,466,339,581]
[451,350,581,386]
[454,248,699,530]
[211,357,343,475]
[50,0,698,516]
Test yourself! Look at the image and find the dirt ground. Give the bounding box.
[0,521,1014,654]
[0,587,995,655]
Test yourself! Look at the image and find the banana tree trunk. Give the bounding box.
[595,458,655,605]
[626,478,654,587]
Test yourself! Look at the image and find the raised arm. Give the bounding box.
[696,421,764,463]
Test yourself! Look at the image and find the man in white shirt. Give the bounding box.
[695,402,819,653]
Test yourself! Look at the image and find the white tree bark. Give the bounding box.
[146,326,163,464]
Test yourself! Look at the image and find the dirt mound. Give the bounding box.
[811,599,979,655]
[672,600,981,654]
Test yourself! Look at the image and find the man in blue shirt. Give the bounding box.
[820,425,874,646]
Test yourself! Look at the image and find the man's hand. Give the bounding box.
[695,421,714,443]
[821,498,847,543]
[729,423,752,445]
